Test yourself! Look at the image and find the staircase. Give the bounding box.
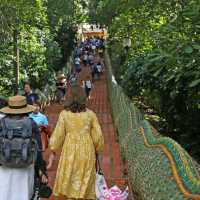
[42,68,130,199]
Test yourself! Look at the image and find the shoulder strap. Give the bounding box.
[28,118,36,138]
[96,154,103,174]
[23,118,32,137]
[0,117,7,137]
[3,118,14,139]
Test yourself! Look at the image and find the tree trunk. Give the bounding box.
[13,29,20,95]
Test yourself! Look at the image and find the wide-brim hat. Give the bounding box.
[0,95,35,114]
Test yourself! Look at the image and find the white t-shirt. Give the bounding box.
[83,54,88,61]
[85,80,92,89]
[92,45,96,50]
[97,64,102,72]
[75,57,80,65]
[89,55,94,61]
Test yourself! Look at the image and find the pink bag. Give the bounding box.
[106,185,129,200]
[95,155,128,200]
[96,173,129,200]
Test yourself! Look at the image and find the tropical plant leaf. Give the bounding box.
[184,46,193,54]
[189,79,200,87]
[192,44,200,50]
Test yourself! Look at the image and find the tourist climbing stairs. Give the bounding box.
[42,64,132,199]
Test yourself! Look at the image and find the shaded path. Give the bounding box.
[43,66,129,199]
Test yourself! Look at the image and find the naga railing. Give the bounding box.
[105,50,200,200]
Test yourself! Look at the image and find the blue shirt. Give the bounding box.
[24,92,39,105]
[29,112,48,127]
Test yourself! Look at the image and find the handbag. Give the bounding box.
[95,154,108,200]
[96,172,108,200]
[95,155,129,200]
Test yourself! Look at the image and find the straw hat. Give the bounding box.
[0,95,35,114]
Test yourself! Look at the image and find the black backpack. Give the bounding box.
[0,117,38,168]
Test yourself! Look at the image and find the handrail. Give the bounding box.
[105,50,200,199]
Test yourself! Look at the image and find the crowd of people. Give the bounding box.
[55,36,105,102]
[74,37,105,97]
[0,36,105,200]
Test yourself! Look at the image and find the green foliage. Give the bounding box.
[105,51,200,199]
[88,0,200,160]
[0,0,86,96]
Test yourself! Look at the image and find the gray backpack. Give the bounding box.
[0,117,38,168]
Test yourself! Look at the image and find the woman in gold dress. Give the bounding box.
[47,85,104,199]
